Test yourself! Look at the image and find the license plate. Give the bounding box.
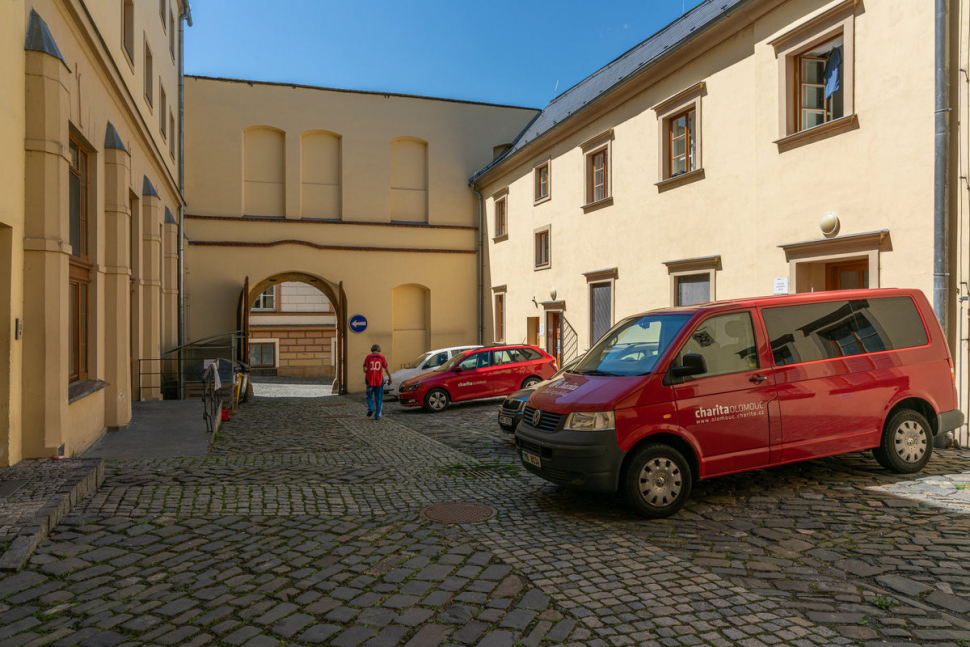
[522,451,541,468]
[499,415,513,426]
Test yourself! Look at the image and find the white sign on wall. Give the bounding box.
[539,323,545,335]
[773,277,789,295]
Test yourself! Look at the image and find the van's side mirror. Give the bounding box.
[671,353,707,378]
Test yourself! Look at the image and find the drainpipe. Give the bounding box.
[933,0,951,448]
[177,2,193,347]
[470,184,484,345]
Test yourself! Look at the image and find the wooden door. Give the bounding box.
[546,311,562,365]
[826,261,868,290]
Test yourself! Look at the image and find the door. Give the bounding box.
[546,311,562,366]
[527,317,539,346]
[450,350,492,400]
[488,348,520,394]
[670,312,775,477]
[826,261,868,290]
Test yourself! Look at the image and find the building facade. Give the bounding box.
[0,0,188,465]
[472,0,970,442]
[182,76,537,392]
[249,281,337,378]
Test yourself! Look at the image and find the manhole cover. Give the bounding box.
[420,502,497,524]
[0,479,28,498]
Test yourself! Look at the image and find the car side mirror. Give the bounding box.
[453,365,464,373]
[671,353,707,378]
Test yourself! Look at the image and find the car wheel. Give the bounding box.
[623,444,692,519]
[873,409,932,473]
[424,388,450,412]
[521,376,541,389]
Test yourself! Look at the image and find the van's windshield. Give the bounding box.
[572,314,692,377]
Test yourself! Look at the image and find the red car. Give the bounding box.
[516,288,963,518]
[399,345,557,412]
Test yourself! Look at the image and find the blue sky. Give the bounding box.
[185,0,707,109]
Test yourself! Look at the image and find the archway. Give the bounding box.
[241,271,346,392]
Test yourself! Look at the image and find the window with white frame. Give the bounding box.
[581,130,613,209]
[534,226,550,269]
[251,287,276,311]
[534,162,550,203]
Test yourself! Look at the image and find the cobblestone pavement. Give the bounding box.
[2,391,970,646]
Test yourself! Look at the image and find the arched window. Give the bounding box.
[243,126,285,217]
[301,131,341,219]
[390,137,427,222]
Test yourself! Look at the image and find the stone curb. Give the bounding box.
[0,458,104,572]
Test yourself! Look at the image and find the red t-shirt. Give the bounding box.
[364,353,388,387]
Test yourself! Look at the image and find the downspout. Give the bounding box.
[177,2,193,347]
[933,0,951,447]
[470,184,484,345]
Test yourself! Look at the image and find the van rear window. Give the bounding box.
[763,297,928,366]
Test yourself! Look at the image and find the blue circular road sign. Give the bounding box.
[349,314,368,333]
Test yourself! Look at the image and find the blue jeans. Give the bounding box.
[366,385,384,418]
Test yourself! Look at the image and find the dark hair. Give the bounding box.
[371,344,381,352]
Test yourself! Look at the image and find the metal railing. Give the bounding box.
[136,331,248,401]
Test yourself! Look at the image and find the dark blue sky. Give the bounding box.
[185,0,707,109]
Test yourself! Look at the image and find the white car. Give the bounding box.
[385,345,481,398]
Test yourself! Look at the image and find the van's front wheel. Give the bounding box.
[873,409,932,473]
[624,444,692,519]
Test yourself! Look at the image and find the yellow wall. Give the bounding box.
[477,0,942,357]
[184,77,537,391]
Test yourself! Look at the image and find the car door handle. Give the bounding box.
[749,375,768,383]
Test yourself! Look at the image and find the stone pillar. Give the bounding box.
[21,50,71,457]
[140,179,162,401]
[102,126,132,429]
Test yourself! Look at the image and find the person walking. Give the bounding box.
[363,344,392,420]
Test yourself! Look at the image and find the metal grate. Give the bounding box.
[420,502,497,524]
[522,407,563,432]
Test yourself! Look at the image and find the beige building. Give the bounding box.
[0,0,189,465]
[249,282,337,378]
[473,0,970,442]
[182,76,537,392]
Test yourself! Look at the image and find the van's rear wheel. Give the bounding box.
[624,444,692,519]
[873,409,932,473]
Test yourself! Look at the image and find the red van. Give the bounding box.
[516,289,963,518]
[399,345,557,412]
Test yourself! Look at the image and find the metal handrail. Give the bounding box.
[162,330,244,357]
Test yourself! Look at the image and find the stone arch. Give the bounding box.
[391,283,430,371]
[301,130,341,219]
[390,136,428,222]
[242,126,285,217]
[247,271,343,383]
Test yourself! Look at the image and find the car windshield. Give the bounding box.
[572,314,692,376]
[553,354,586,380]
[405,352,434,369]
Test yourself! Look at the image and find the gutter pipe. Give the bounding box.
[470,185,484,345]
[933,0,951,447]
[177,2,192,348]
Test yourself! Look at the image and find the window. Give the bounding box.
[664,255,720,307]
[69,138,91,383]
[159,0,166,25]
[144,40,153,107]
[675,313,759,379]
[590,282,612,345]
[249,342,276,368]
[494,193,507,238]
[159,84,167,137]
[668,109,695,177]
[652,82,705,185]
[534,227,550,269]
[676,275,710,306]
[169,11,176,58]
[492,349,514,365]
[122,0,134,64]
[764,298,928,366]
[494,292,505,342]
[581,130,613,209]
[252,287,276,311]
[534,162,550,203]
[795,37,844,132]
[425,352,449,368]
[169,112,176,158]
[769,0,856,144]
[457,351,490,371]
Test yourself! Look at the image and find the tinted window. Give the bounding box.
[457,352,491,370]
[675,312,759,379]
[425,352,449,368]
[763,297,928,366]
[519,348,542,361]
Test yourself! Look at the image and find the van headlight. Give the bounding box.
[563,411,615,431]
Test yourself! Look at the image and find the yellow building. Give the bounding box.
[1,0,189,465]
[182,76,537,392]
[472,0,970,443]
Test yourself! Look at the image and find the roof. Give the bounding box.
[632,288,921,318]
[472,0,753,183]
